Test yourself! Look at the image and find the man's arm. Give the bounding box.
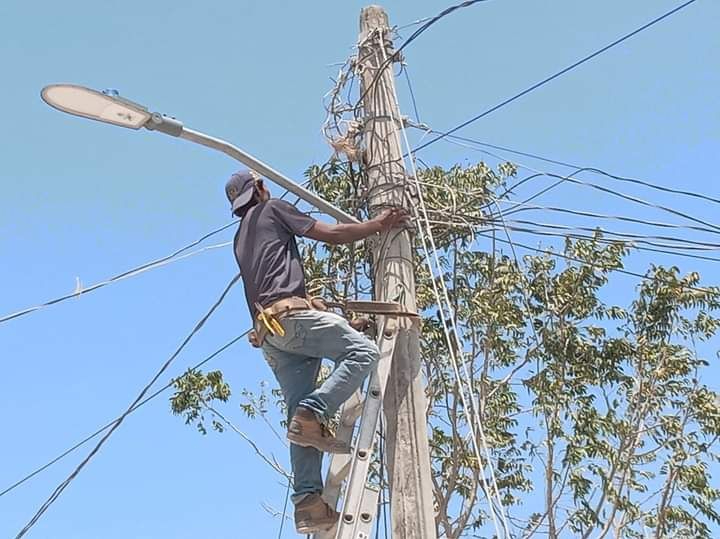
[304,208,408,245]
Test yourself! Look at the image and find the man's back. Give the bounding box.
[233,199,316,318]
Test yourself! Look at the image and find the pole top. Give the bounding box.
[360,5,389,34]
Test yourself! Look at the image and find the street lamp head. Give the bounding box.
[41,84,151,129]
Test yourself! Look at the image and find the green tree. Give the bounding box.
[172,160,720,538]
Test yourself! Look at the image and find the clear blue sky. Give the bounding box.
[1,1,718,537]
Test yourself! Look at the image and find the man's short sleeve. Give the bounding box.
[270,200,317,237]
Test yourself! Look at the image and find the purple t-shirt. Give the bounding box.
[233,199,317,319]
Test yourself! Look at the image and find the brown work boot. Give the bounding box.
[288,407,351,454]
[295,493,340,534]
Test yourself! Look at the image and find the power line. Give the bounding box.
[407,116,720,244]
[0,331,247,499]
[484,161,720,233]
[277,479,292,539]
[377,416,389,539]
[402,76,720,212]
[355,0,492,111]
[404,76,720,245]
[402,66,421,124]
[428,203,720,239]
[395,0,492,54]
[385,53,511,535]
[436,132,720,207]
[499,218,720,250]
[413,0,700,153]
[495,223,720,264]
[430,217,720,263]
[473,230,720,296]
[395,15,434,32]
[486,202,720,237]
[4,179,317,507]
[1,177,313,328]
[578,167,720,206]
[14,274,241,538]
[403,49,720,258]
[442,133,579,169]
[0,221,237,326]
[502,169,720,233]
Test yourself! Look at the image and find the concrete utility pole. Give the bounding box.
[358,6,437,538]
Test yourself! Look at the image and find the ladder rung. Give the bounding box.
[337,485,379,539]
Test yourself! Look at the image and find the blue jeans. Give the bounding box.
[261,310,380,503]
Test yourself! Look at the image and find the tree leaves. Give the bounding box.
[170,369,231,435]
[167,160,720,538]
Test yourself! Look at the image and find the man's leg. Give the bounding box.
[273,310,380,423]
[260,344,323,502]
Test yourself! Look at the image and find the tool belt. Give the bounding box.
[252,296,319,347]
[250,296,418,348]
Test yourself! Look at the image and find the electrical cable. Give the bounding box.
[509,170,720,233]
[404,120,720,251]
[494,224,720,264]
[277,478,292,539]
[413,0,700,153]
[432,134,720,234]
[443,133,579,169]
[444,220,720,255]
[355,0,493,113]
[498,218,720,250]
[375,416,387,539]
[429,215,720,262]
[435,132,720,207]
[395,15,434,32]
[472,231,720,296]
[403,112,720,222]
[0,331,248,500]
[377,34,511,537]
[14,274,241,538]
[3,183,319,514]
[485,202,720,237]
[395,0,492,55]
[0,221,237,325]
[5,176,328,526]
[403,66,421,125]
[428,207,720,256]
[2,172,318,329]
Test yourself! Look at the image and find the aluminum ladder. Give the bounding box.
[313,300,414,539]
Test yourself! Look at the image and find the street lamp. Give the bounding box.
[40,83,358,224]
[41,85,152,129]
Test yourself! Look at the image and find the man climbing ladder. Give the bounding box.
[225,169,408,534]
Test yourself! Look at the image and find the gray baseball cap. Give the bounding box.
[225,170,256,215]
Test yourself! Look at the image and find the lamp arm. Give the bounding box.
[145,114,359,225]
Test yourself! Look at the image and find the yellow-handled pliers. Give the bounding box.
[255,303,286,337]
